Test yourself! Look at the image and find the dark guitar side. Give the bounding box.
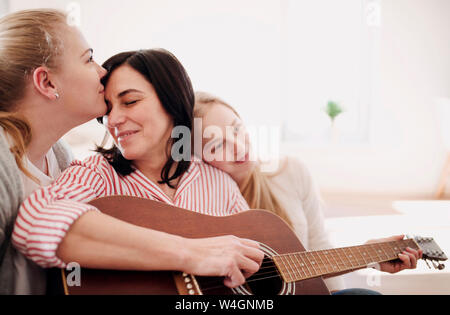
[65,196,330,295]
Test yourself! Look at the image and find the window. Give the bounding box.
[281,0,380,145]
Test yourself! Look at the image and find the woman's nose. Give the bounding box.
[105,107,125,129]
[233,138,247,160]
[97,63,108,79]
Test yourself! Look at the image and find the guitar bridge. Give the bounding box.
[173,272,203,295]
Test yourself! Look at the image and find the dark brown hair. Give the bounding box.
[96,49,194,188]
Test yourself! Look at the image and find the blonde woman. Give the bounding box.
[1,10,262,295]
[194,91,422,293]
[0,9,107,294]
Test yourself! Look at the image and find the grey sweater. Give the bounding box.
[0,128,73,294]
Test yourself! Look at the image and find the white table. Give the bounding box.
[325,200,450,295]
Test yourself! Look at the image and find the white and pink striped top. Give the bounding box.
[12,155,249,268]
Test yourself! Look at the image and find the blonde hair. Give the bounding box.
[0,9,67,179]
[194,91,293,228]
[193,91,240,119]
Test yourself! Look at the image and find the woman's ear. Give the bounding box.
[32,66,59,100]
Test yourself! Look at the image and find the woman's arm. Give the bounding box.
[57,210,263,289]
[292,158,421,274]
[12,157,109,267]
[12,156,263,288]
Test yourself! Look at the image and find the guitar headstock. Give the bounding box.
[412,236,447,270]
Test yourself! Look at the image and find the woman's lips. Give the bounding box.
[117,131,139,143]
[235,152,249,164]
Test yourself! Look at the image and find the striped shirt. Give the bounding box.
[12,155,249,268]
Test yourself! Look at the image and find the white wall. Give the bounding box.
[10,0,285,161]
[0,0,8,15]
[294,0,450,197]
[10,0,282,126]
[8,0,450,197]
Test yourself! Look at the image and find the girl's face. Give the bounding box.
[200,104,256,186]
[55,26,108,124]
[103,65,174,162]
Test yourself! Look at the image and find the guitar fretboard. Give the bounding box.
[272,239,419,283]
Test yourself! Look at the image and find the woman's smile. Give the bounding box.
[235,152,250,164]
[116,130,139,144]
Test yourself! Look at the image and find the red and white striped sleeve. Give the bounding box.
[196,161,250,215]
[11,155,111,268]
[229,180,250,214]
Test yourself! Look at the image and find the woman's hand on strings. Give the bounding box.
[183,235,265,288]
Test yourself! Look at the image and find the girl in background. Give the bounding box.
[194,91,422,293]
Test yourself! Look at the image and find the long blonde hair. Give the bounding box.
[194,91,293,228]
[0,9,67,179]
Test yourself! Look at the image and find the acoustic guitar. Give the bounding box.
[60,196,447,295]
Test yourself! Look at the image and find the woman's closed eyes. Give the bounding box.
[124,99,140,106]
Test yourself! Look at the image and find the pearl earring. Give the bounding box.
[55,92,60,99]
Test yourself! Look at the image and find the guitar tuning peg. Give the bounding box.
[430,260,445,270]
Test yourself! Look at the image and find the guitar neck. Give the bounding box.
[272,239,419,283]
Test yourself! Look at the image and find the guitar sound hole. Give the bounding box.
[244,256,283,295]
[195,256,284,295]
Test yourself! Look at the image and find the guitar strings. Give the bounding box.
[197,254,332,291]
[198,241,417,293]
[197,257,283,291]
[198,267,281,288]
[200,274,286,293]
[199,275,279,293]
[198,258,360,293]
[199,261,328,291]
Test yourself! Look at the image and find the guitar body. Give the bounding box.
[64,196,330,295]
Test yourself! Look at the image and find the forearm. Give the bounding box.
[56,211,187,271]
[13,192,187,270]
[58,212,266,289]
[12,161,111,267]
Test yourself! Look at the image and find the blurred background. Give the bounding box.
[3,0,450,293]
[4,0,450,198]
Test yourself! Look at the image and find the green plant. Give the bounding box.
[324,101,343,122]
